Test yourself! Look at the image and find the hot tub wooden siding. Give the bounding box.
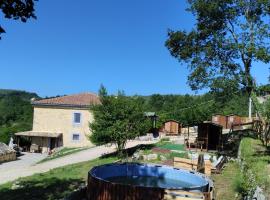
[87,175,165,200]
[87,163,214,200]
[87,171,213,200]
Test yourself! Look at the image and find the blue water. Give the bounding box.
[107,176,195,188]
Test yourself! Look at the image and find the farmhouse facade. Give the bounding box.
[15,93,100,153]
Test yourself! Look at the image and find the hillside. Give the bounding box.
[0,89,39,144]
[139,91,249,126]
[0,88,251,144]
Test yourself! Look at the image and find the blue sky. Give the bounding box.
[0,0,269,97]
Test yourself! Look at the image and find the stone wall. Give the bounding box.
[33,106,94,147]
[0,152,16,163]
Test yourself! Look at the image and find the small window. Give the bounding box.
[72,133,80,141]
[74,113,81,124]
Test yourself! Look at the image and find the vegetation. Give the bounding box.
[37,147,91,164]
[156,142,185,151]
[212,161,242,200]
[0,157,117,200]
[138,140,188,164]
[238,137,270,197]
[139,91,249,127]
[0,0,37,39]
[166,0,270,95]
[90,86,151,156]
[251,90,270,146]
[0,90,39,144]
[0,87,253,145]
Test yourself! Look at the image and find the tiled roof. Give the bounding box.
[32,92,100,108]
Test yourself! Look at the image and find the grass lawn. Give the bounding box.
[239,138,270,197]
[156,142,185,151]
[37,147,91,163]
[0,157,117,200]
[213,137,270,200]
[212,161,242,200]
[138,141,188,165]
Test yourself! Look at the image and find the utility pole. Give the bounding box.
[249,97,252,120]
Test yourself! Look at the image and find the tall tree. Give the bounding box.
[166,0,270,95]
[90,86,149,156]
[0,0,37,38]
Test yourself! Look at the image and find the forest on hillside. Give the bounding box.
[0,90,39,144]
[138,91,249,127]
[0,85,269,144]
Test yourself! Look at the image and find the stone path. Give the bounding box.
[0,140,154,185]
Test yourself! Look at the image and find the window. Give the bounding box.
[73,112,81,124]
[72,133,80,141]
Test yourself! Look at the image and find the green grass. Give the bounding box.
[0,157,117,200]
[239,138,270,196]
[212,161,242,200]
[139,141,188,164]
[156,142,185,151]
[168,151,188,159]
[37,147,91,163]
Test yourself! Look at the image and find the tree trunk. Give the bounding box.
[116,140,127,158]
[244,61,253,96]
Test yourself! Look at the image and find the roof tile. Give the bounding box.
[32,92,100,107]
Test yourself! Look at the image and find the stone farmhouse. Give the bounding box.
[15,93,100,153]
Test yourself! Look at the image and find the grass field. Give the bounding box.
[156,142,185,151]
[212,161,242,200]
[239,138,270,197]
[213,137,270,199]
[37,147,91,163]
[0,157,117,200]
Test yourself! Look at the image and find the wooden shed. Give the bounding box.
[212,114,227,129]
[162,120,182,135]
[226,114,242,129]
[197,122,223,151]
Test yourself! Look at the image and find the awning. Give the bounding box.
[15,131,62,138]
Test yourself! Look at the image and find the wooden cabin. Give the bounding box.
[162,120,182,135]
[226,114,241,129]
[212,114,227,129]
[197,122,223,151]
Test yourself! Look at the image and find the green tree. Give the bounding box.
[0,90,39,143]
[0,0,37,38]
[166,0,270,94]
[148,94,164,112]
[90,86,149,156]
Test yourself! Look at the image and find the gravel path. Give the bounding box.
[0,140,155,185]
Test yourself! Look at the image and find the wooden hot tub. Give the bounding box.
[87,163,214,200]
